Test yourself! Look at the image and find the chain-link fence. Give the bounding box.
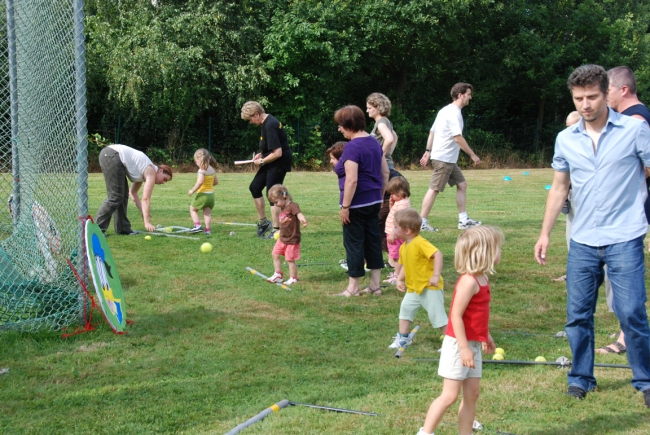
[0,0,88,332]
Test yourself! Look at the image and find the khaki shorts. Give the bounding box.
[429,160,466,192]
[437,335,482,380]
[398,289,448,329]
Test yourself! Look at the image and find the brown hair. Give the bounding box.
[394,208,422,234]
[386,176,410,198]
[193,148,217,171]
[334,105,366,133]
[267,184,293,202]
[450,83,473,101]
[567,64,608,95]
[240,101,265,120]
[366,93,392,116]
[607,66,637,95]
[158,164,173,180]
[326,141,346,160]
[454,226,504,275]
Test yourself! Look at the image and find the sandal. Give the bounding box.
[337,288,359,297]
[552,275,567,282]
[609,330,622,340]
[595,341,626,355]
[360,287,382,296]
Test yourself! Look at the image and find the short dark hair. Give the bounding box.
[450,83,473,101]
[567,64,608,95]
[326,141,346,160]
[334,105,366,132]
[608,66,637,95]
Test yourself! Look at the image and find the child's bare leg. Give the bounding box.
[399,319,412,335]
[202,207,212,230]
[190,206,200,225]
[457,377,480,435]
[272,254,283,274]
[422,378,462,434]
[287,260,298,279]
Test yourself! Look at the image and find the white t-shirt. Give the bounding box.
[108,144,157,183]
[429,103,464,163]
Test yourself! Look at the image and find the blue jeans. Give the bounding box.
[566,236,650,392]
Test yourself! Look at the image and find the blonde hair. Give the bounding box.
[394,208,421,234]
[193,148,217,171]
[386,176,410,198]
[366,92,392,116]
[454,226,504,275]
[566,111,580,127]
[267,184,293,203]
[241,101,265,120]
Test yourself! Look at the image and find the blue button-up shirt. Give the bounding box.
[552,108,650,246]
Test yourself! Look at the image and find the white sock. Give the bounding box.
[459,212,468,222]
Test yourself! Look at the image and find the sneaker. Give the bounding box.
[458,218,482,229]
[189,225,202,234]
[388,333,413,349]
[416,428,432,435]
[644,389,650,408]
[119,230,139,235]
[420,218,438,232]
[283,277,298,285]
[565,386,587,400]
[256,218,272,237]
[204,231,211,235]
[266,272,283,283]
[383,272,396,283]
[561,198,571,215]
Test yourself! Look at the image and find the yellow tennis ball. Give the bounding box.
[495,348,505,355]
[200,242,213,253]
[492,353,504,360]
[144,235,151,240]
[274,231,280,240]
[162,227,172,233]
[535,356,546,362]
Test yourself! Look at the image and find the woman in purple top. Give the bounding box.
[334,105,390,297]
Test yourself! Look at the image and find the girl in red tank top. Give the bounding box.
[417,226,504,435]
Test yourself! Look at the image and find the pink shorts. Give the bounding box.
[272,240,301,261]
[387,235,404,260]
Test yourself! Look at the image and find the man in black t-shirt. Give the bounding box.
[241,101,294,237]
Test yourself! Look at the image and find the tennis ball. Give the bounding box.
[144,235,151,240]
[274,231,280,240]
[492,353,504,360]
[495,348,505,355]
[200,242,213,253]
[535,356,546,362]
[439,335,444,341]
[162,227,172,233]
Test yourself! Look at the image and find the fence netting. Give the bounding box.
[0,0,88,332]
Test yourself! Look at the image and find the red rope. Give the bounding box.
[62,258,96,337]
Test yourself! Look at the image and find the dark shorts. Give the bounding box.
[249,169,288,206]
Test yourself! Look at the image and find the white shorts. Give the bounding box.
[437,335,483,380]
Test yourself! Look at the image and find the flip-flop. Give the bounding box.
[336,288,359,297]
[360,287,382,296]
[595,341,626,355]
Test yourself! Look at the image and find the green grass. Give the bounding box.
[1,169,650,434]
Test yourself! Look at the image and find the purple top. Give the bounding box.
[334,135,384,208]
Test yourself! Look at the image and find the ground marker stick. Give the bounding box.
[246,267,292,291]
[217,221,257,227]
[414,358,630,369]
[223,399,290,435]
[395,325,420,358]
[289,402,378,416]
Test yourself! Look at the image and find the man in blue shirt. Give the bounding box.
[534,64,650,408]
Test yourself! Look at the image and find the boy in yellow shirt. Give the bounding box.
[389,208,448,349]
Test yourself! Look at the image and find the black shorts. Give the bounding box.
[249,169,288,205]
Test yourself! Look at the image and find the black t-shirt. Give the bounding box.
[260,114,293,173]
[621,104,650,223]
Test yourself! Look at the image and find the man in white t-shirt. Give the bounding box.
[419,83,482,231]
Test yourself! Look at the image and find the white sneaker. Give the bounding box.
[266,272,283,283]
[420,218,438,232]
[388,333,413,349]
[458,218,482,229]
[416,427,433,435]
[283,277,298,285]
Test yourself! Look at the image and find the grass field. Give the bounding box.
[2,168,650,435]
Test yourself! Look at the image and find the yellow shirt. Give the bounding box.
[398,235,443,294]
[196,170,216,194]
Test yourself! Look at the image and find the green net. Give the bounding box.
[0,0,88,332]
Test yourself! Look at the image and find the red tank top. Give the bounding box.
[446,275,491,342]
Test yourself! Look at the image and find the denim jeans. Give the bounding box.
[566,236,650,392]
[342,203,384,277]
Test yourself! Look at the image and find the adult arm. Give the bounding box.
[339,160,358,225]
[138,165,157,232]
[381,156,389,194]
[188,172,204,196]
[454,135,480,165]
[376,122,394,157]
[534,170,571,265]
[450,274,480,368]
[429,250,443,288]
[419,131,435,166]
[253,147,282,166]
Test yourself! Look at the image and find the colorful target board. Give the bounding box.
[85,221,126,332]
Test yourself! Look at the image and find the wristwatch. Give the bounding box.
[260,159,265,166]
[340,205,350,210]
